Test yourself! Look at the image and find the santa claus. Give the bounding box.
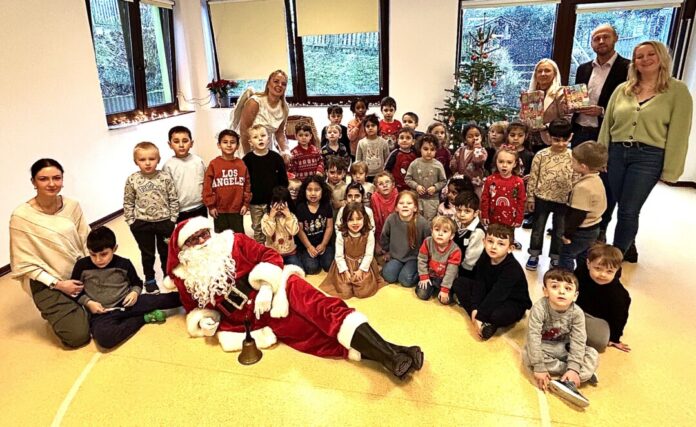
[163,217,423,378]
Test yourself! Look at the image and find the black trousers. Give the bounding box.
[451,277,527,327]
[214,212,244,233]
[176,205,208,224]
[90,293,181,349]
[129,219,175,281]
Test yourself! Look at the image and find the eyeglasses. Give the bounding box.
[183,229,211,248]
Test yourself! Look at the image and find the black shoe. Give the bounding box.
[623,243,638,263]
[351,323,413,379]
[522,218,534,229]
[596,229,607,243]
[546,228,552,236]
[144,279,160,294]
[480,322,498,340]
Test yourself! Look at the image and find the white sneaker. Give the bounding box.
[549,379,590,407]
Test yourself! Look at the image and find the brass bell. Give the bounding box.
[238,318,262,365]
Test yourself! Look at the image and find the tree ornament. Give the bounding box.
[491,80,497,87]
[483,53,489,59]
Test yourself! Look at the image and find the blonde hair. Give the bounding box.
[374,171,395,184]
[625,41,673,95]
[431,215,456,234]
[529,58,562,96]
[326,123,342,135]
[350,161,368,175]
[133,141,160,162]
[256,70,290,117]
[249,124,267,135]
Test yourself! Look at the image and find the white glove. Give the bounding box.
[254,284,273,319]
[199,317,219,337]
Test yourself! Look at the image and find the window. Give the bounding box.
[207,0,387,103]
[87,0,177,125]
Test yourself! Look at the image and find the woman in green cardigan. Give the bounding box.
[598,41,692,258]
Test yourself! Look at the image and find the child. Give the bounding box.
[506,121,534,178]
[163,126,207,223]
[72,227,181,349]
[321,124,351,167]
[401,112,424,139]
[452,191,485,279]
[123,141,179,293]
[438,177,473,219]
[379,96,402,150]
[451,224,532,340]
[349,161,375,207]
[288,176,302,201]
[243,124,289,243]
[370,171,398,255]
[428,122,452,177]
[347,97,368,157]
[525,119,574,271]
[320,105,351,156]
[575,244,631,353]
[261,186,301,268]
[485,121,507,174]
[384,128,418,191]
[334,182,376,229]
[450,124,487,196]
[289,123,324,182]
[203,129,251,233]
[480,146,526,232]
[416,216,462,304]
[321,202,386,299]
[295,175,335,274]
[325,155,349,212]
[559,141,608,271]
[355,114,390,181]
[523,269,599,408]
[405,134,447,221]
[380,190,431,287]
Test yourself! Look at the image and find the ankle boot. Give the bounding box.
[350,323,412,378]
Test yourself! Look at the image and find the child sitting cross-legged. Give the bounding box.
[296,175,335,274]
[370,171,398,256]
[416,216,462,304]
[72,227,181,349]
[523,269,600,408]
[452,191,485,280]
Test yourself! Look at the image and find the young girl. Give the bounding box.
[289,123,324,182]
[335,182,375,230]
[450,124,488,197]
[295,175,335,274]
[506,121,535,229]
[320,203,386,299]
[438,177,474,219]
[347,97,368,157]
[485,121,507,174]
[428,122,452,178]
[355,114,390,181]
[371,171,398,255]
[380,190,431,287]
[480,146,526,235]
[405,134,447,221]
[261,186,301,267]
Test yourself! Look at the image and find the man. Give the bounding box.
[163,216,423,379]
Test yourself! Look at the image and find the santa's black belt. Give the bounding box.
[216,276,254,317]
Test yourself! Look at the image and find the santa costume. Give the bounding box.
[164,217,423,378]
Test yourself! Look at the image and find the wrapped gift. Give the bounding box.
[520,90,544,129]
[563,84,590,111]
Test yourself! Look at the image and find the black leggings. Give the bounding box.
[452,277,527,327]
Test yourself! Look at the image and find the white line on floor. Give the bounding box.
[51,352,102,427]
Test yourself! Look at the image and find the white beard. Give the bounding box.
[177,232,236,308]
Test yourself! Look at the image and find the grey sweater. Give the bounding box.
[123,170,179,224]
[380,213,430,262]
[404,158,447,200]
[71,255,143,308]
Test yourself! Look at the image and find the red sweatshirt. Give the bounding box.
[480,173,526,227]
[203,157,252,213]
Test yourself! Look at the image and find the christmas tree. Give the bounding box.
[436,25,511,150]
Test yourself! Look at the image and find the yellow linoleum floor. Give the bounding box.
[2,183,696,426]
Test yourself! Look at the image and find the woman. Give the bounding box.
[231,70,290,157]
[525,59,568,151]
[9,159,91,348]
[598,41,692,258]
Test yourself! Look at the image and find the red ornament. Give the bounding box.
[471,55,478,61]
[491,81,497,87]
[464,94,470,99]
[483,53,489,59]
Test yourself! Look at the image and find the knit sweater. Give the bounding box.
[404,158,447,201]
[380,213,431,262]
[289,144,325,182]
[243,150,289,205]
[480,173,526,226]
[163,154,206,212]
[384,148,417,191]
[203,156,252,213]
[370,190,398,243]
[261,212,299,255]
[598,79,693,182]
[123,170,179,224]
[526,148,573,204]
[71,255,142,308]
[355,137,390,177]
[417,238,462,291]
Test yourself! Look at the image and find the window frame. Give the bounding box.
[86,0,179,126]
[207,0,389,104]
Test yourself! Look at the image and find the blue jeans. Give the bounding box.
[298,244,335,274]
[607,143,665,253]
[283,253,302,268]
[381,259,418,287]
[528,198,566,259]
[559,226,600,271]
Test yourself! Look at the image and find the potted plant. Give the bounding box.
[207,78,238,108]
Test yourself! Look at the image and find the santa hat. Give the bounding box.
[165,216,213,279]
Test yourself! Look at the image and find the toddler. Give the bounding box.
[349,161,375,208]
[123,141,178,293]
[320,105,351,156]
[405,134,448,221]
[163,126,207,222]
[384,128,418,191]
[289,123,324,182]
[261,186,301,268]
[416,216,462,304]
[452,191,485,279]
[428,122,452,177]
[370,171,398,255]
[321,124,351,166]
[485,121,507,174]
[325,155,349,212]
[203,129,251,233]
[295,175,335,274]
[355,114,390,181]
[401,112,424,139]
[379,96,402,150]
[438,177,473,219]
[347,97,368,157]
[480,146,526,231]
[451,124,487,196]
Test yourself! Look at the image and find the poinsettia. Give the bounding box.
[206,79,238,95]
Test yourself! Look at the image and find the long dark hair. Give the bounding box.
[296,174,332,207]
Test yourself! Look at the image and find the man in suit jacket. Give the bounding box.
[572,24,630,148]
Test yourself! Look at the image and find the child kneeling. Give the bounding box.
[416,216,461,304]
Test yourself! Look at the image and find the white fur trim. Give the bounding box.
[336,311,368,350]
[161,276,177,291]
[186,309,221,338]
[177,217,214,248]
[269,264,305,318]
[348,348,361,361]
[248,262,283,293]
[217,327,277,352]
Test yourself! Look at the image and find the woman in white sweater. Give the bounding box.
[9,159,91,348]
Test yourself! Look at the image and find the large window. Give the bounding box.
[87,0,177,125]
[207,0,387,103]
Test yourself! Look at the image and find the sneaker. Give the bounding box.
[513,240,523,250]
[525,256,539,271]
[550,258,560,268]
[549,380,590,408]
[144,279,160,294]
[587,373,599,386]
[623,243,638,263]
[480,323,498,340]
[144,309,166,323]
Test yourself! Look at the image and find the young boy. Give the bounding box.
[243,124,289,243]
[202,130,251,233]
[326,155,349,212]
[379,96,402,150]
[416,216,462,304]
[371,171,398,255]
[163,126,207,223]
[123,141,179,293]
[405,134,447,221]
[349,161,375,208]
[559,141,608,271]
[289,123,324,182]
[451,224,532,340]
[526,119,574,271]
[72,227,180,349]
[320,105,351,156]
[401,112,424,139]
[384,128,418,191]
[523,269,599,408]
[452,191,485,279]
[575,244,631,353]
[321,124,351,167]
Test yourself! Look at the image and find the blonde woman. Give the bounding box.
[598,41,692,260]
[525,58,569,151]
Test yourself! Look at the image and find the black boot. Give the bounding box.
[350,323,413,378]
[392,345,424,371]
[624,243,638,263]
